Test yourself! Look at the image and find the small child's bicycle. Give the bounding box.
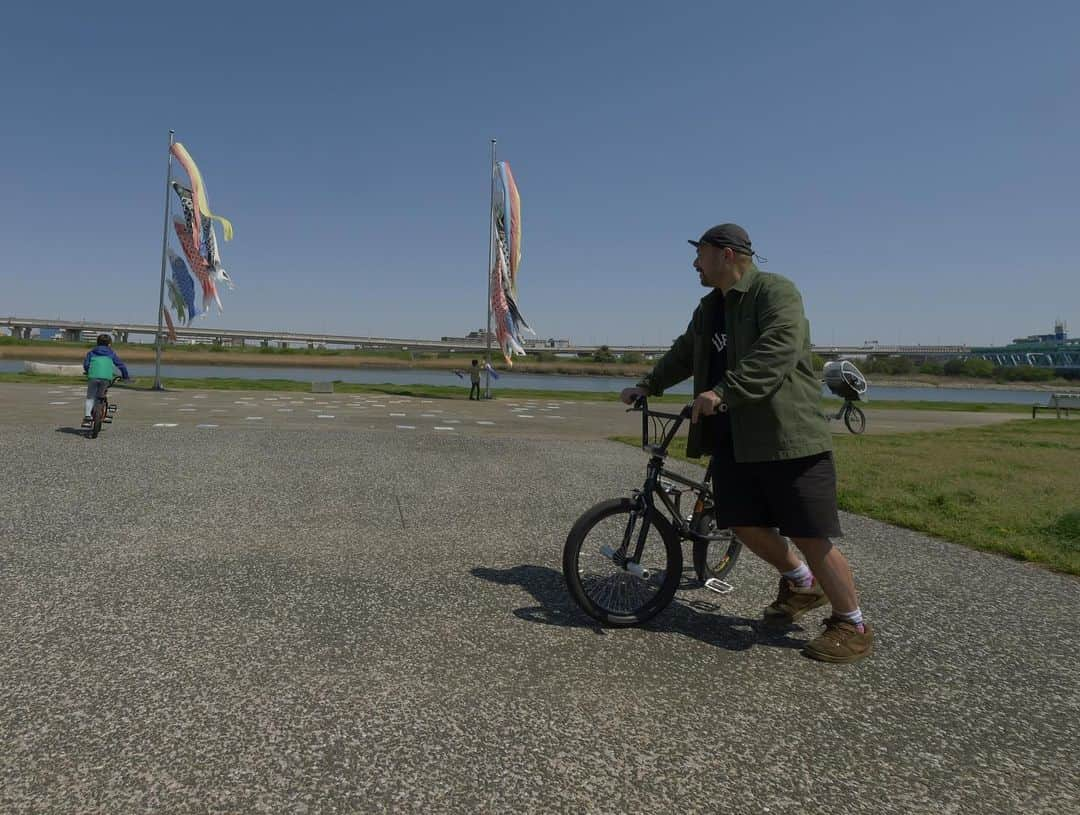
[562,397,742,627]
[86,377,121,439]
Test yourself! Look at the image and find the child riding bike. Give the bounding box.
[82,334,130,426]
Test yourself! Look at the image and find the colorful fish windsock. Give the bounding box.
[162,307,177,343]
[170,142,234,240]
[173,217,222,313]
[491,245,527,365]
[166,279,187,325]
[493,161,522,297]
[201,217,234,290]
[489,160,532,365]
[167,249,202,323]
[172,181,197,235]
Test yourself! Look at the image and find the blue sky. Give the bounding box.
[2,1,1077,346]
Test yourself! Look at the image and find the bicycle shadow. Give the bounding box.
[471,564,807,653]
[55,427,90,437]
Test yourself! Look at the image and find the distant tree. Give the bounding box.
[593,345,615,363]
[943,357,966,376]
[919,361,945,375]
[962,358,994,378]
[621,351,643,365]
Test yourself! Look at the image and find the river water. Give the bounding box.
[3,359,1066,404]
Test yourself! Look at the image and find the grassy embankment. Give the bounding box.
[615,420,1080,575]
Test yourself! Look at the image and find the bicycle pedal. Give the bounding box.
[704,578,734,595]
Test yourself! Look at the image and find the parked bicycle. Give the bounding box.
[824,399,866,435]
[562,397,743,626]
[86,377,121,439]
[822,360,869,435]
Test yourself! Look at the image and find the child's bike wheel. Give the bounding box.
[90,400,104,438]
[563,498,682,627]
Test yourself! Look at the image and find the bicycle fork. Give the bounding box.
[598,493,653,579]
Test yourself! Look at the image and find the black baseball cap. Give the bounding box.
[688,223,753,255]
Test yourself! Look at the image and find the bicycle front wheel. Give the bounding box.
[844,404,866,435]
[90,399,105,438]
[563,498,682,627]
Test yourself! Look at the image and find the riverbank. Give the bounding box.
[2,339,1075,391]
[0,340,651,378]
[0,371,1040,412]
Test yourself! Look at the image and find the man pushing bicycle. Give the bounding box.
[620,224,873,663]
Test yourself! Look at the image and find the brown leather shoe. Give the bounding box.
[763,577,828,625]
[803,617,875,663]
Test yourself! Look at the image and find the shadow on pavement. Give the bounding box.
[55,427,89,437]
[471,564,807,653]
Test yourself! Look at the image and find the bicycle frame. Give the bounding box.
[615,399,729,569]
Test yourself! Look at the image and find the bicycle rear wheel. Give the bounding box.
[563,497,682,627]
[691,512,743,583]
[844,404,866,434]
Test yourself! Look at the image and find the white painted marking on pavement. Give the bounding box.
[179,408,197,412]
[516,414,534,419]
[434,426,454,431]
[390,412,406,417]
[153,423,178,428]
[245,416,264,420]
[476,421,496,426]
[277,408,293,412]
[49,401,70,405]
[317,415,335,419]
[396,425,416,430]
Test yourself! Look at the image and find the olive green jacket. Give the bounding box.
[638,264,832,462]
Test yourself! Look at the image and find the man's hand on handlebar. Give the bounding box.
[620,386,648,406]
[691,390,726,424]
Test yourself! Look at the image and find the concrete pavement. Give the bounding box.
[0,383,1075,813]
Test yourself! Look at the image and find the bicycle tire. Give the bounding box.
[90,399,104,439]
[691,512,743,583]
[563,497,682,627]
[844,404,866,435]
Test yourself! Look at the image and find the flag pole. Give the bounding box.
[484,138,496,399]
[153,129,175,391]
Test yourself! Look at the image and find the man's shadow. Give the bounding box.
[471,564,806,653]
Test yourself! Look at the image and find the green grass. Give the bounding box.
[613,420,1080,575]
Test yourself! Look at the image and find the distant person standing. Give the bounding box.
[469,359,482,400]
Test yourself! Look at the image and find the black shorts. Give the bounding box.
[708,436,842,539]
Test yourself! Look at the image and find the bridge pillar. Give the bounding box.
[65,329,82,342]
[280,341,288,350]
[231,337,245,349]
[261,339,269,349]
[22,327,33,340]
